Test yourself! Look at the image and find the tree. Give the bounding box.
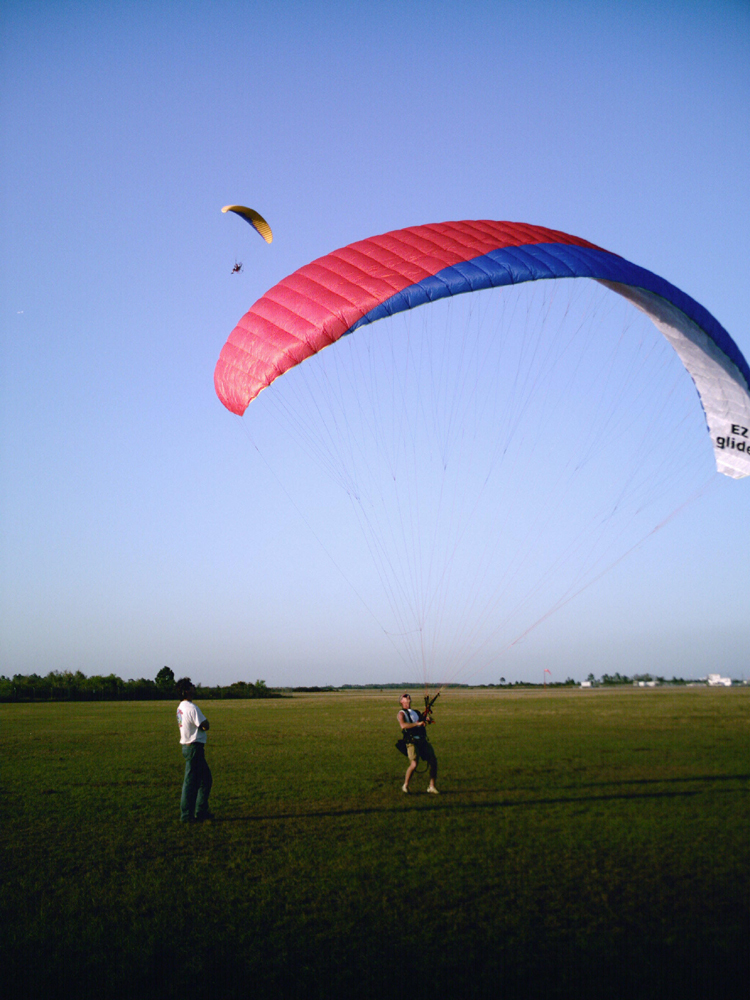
[155,666,175,691]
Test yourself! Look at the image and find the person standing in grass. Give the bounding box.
[397,692,438,794]
[176,678,213,822]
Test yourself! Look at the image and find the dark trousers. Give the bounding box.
[181,742,212,821]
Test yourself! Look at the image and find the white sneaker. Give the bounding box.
[402,784,410,793]
[427,786,439,794]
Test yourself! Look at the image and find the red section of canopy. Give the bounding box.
[215,220,604,415]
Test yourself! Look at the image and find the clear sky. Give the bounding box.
[2,0,749,687]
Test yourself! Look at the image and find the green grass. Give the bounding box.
[3,687,749,999]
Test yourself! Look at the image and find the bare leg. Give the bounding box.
[425,746,438,792]
[403,757,417,790]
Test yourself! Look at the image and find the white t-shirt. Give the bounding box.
[177,700,208,744]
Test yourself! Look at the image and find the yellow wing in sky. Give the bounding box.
[221,205,273,244]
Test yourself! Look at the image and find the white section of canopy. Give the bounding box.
[599,281,750,479]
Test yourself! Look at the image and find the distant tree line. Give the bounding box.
[0,666,283,703]
[587,672,687,686]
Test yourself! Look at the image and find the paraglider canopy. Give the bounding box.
[215,220,750,478]
[221,205,273,244]
[213,220,750,689]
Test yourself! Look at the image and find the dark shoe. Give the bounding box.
[195,811,215,821]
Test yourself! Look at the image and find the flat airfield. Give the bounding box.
[3,686,749,999]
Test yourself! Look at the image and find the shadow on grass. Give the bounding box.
[209,772,749,824]
[573,771,750,789]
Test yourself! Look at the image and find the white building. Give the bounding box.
[707,673,732,687]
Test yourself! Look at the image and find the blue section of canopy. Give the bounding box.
[348,243,750,388]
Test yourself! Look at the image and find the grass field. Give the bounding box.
[3,687,749,999]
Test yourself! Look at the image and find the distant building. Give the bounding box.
[707,673,732,687]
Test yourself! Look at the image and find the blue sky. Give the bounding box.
[2,0,748,687]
